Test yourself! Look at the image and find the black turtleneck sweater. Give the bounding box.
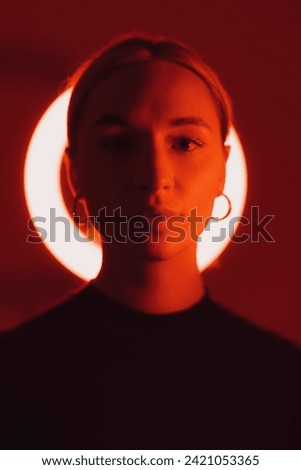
[0,282,300,449]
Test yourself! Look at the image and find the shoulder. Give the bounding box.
[0,283,91,356]
[206,295,301,369]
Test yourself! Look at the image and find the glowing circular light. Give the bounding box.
[24,89,101,281]
[197,128,248,271]
[24,89,247,280]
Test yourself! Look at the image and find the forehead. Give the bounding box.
[79,60,220,133]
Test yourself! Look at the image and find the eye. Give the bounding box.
[97,135,133,154]
[172,136,203,152]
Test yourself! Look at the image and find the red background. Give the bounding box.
[1,0,300,345]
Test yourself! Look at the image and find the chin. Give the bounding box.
[129,238,192,262]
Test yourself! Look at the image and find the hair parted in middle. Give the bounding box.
[64,30,233,154]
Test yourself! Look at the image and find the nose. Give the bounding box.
[133,139,174,194]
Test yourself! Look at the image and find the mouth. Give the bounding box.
[139,207,183,219]
[144,213,171,220]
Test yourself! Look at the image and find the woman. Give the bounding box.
[1,31,300,450]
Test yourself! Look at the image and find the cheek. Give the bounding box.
[83,187,122,218]
[75,159,121,209]
[184,162,223,216]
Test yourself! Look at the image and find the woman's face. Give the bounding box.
[69,60,229,260]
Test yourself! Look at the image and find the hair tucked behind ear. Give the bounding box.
[63,30,233,155]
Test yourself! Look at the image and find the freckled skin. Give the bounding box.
[66,60,230,313]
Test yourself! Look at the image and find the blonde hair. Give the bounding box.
[65,30,233,152]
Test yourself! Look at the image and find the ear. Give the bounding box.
[223,144,231,161]
[63,148,82,196]
[217,145,231,195]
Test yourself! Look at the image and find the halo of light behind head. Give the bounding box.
[24,89,247,280]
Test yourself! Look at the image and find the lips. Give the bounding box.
[127,206,188,225]
[140,207,181,218]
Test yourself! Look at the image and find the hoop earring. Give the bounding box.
[72,193,88,225]
[210,193,232,221]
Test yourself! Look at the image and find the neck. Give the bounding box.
[92,243,205,314]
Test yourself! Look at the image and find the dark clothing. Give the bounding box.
[0,282,300,449]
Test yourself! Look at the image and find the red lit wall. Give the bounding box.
[0,0,300,345]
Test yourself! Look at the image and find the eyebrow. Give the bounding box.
[92,114,212,131]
